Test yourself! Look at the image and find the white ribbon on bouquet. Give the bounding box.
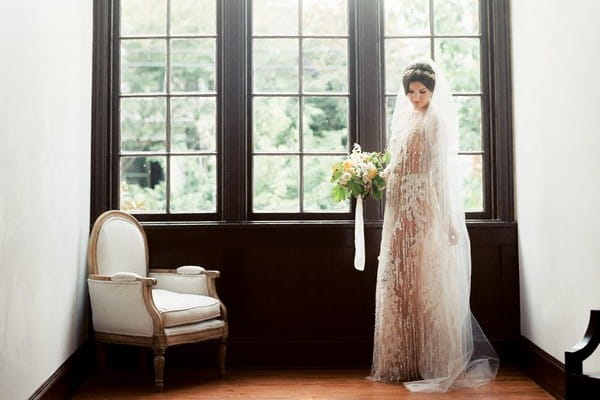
[353,195,365,271]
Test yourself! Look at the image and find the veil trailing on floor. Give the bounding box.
[383,58,499,392]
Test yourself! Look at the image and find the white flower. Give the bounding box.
[340,172,352,185]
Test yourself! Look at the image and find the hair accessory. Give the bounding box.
[403,68,435,80]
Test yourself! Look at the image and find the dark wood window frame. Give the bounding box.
[91,0,513,224]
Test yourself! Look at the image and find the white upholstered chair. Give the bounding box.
[87,210,228,390]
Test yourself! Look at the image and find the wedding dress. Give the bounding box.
[370,59,498,392]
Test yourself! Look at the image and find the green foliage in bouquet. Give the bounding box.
[331,144,390,202]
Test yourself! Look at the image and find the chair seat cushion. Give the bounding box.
[152,289,221,328]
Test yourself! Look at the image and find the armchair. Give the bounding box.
[87,210,228,390]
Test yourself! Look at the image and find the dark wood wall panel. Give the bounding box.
[470,245,503,333]
[144,221,518,367]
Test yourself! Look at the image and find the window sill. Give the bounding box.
[141,219,515,229]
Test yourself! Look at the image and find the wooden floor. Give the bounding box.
[71,365,554,399]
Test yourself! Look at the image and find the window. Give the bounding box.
[251,0,351,213]
[118,0,218,214]
[383,0,486,213]
[92,0,512,222]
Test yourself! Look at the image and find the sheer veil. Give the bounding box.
[388,58,499,391]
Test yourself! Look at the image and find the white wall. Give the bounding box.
[512,0,600,371]
[0,0,92,398]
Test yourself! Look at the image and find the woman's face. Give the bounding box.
[406,81,432,111]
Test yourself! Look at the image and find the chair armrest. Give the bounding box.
[204,270,221,278]
[88,276,163,336]
[149,266,220,296]
[151,267,220,278]
[89,273,157,286]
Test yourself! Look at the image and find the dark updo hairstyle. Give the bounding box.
[402,62,435,94]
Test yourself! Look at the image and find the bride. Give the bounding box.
[369,59,499,391]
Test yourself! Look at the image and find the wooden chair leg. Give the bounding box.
[153,347,166,391]
[217,338,227,379]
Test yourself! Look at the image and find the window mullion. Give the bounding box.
[298,0,304,213]
[355,0,383,220]
[111,1,122,212]
[91,0,114,222]
[487,0,514,221]
[165,0,172,214]
[221,0,248,222]
[429,0,435,57]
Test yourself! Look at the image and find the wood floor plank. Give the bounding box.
[72,366,554,399]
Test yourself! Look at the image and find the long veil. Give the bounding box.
[388,58,499,392]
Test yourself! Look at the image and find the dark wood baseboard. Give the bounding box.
[519,336,565,399]
[29,342,93,400]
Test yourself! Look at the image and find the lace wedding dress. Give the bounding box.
[370,60,498,392]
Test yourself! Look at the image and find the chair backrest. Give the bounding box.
[88,210,148,277]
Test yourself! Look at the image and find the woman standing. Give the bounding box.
[370,60,498,391]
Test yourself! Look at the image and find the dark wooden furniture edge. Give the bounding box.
[565,310,600,399]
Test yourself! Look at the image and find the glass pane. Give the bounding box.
[171,39,216,93]
[253,39,299,93]
[120,97,166,151]
[171,97,216,152]
[455,96,481,151]
[170,156,216,212]
[434,0,479,35]
[385,38,430,94]
[121,0,166,36]
[303,39,348,93]
[303,97,348,152]
[385,95,396,144]
[253,156,299,212]
[435,38,480,93]
[302,0,347,36]
[120,156,166,212]
[458,154,483,212]
[253,97,299,152]
[253,0,298,35]
[121,39,166,94]
[304,156,349,212]
[384,0,429,35]
[171,0,216,35]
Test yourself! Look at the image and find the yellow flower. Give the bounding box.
[367,167,378,181]
[343,159,354,172]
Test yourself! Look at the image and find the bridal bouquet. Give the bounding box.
[331,143,389,202]
[331,144,390,272]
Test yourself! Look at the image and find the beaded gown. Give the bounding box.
[370,106,498,391]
